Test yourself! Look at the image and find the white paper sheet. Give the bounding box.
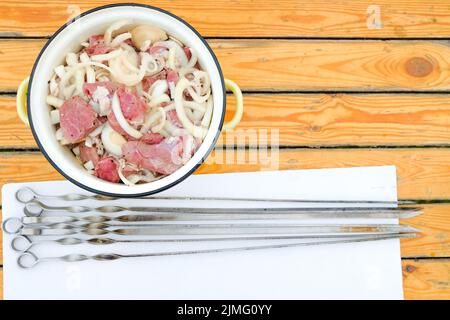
[2,166,403,299]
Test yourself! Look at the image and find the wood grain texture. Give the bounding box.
[0,1,450,38]
[0,261,448,299]
[400,205,450,258]
[221,93,450,146]
[3,40,450,92]
[3,93,450,149]
[198,148,450,200]
[212,40,450,91]
[0,149,449,200]
[0,96,36,148]
[402,259,450,299]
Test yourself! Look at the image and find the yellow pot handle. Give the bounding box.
[15,77,243,130]
[16,77,30,126]
[222,78,243,130]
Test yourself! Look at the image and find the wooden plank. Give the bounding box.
[3,93,450,149]
[3,40,450,92]
[198,148,450,200]
[1,1,450,38]
[0,261,448,299]
[212,40,450,91]
[400,205,450,258]
[0,96,36,148]
[0,149,449,200]
[403,259,450,299]
[0,40,43,92]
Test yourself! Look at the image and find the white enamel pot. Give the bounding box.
[16,3,243,197]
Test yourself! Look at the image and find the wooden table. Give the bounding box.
[1,0,449,299]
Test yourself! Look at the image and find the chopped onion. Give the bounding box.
[142,107,166,133]
[168,35,183,47]
[174,78,208,138]
[81,54,96,83]
[46,95,64,108]
[149,93,170,107]
[104,19,133,45]
[91,49,123,62]
[120,54,140,73]
[158,128,170,138]
[185,47,198,69]
[120,43,140,68]
[74,69,85,96]
[163,101,205,113]
[111,92,143,139]
[201,96,213,127]
[63,84,76,100]
[178,67,196,79]
[54,65,66,78]
[184,101,207,113]
[93,136,105,156]
[118,159,136,186]
[85,136,93,147]
[72,146,80,156]
[188,86,210,104]
[163,119,187,136]
[101,123,127,156]
[109,52,154,86]
[149,79,168,97]
[120,167,160,185]
[79,52,90,63]
[111,32,132,47]
[66,52,78,66]
[182,134,194,164]
[55,128,69,144]
[50,109,60,124]
[140,40,151,52]
[168,81,176,99]
[86,67,96,83]
[154,40,188,66]
[89,123,104,138]
[55,127,64,140]
[60,61,112,88]
[167,47,176,70]
[84,160,95,170]
[49,78,59,97]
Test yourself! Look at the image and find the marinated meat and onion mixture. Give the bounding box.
[47,21,213,185]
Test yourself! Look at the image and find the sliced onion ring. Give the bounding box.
[104,19,133,45]
[111,92,143,139]
[174,78,208,138]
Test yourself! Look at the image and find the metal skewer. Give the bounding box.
[16,223,419,236]
[11,233,416,253]
[16,233,416,269]
[4,216,419,236]
[16,208,422,224]
[23,200,421,217]
[16,187,417,206]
